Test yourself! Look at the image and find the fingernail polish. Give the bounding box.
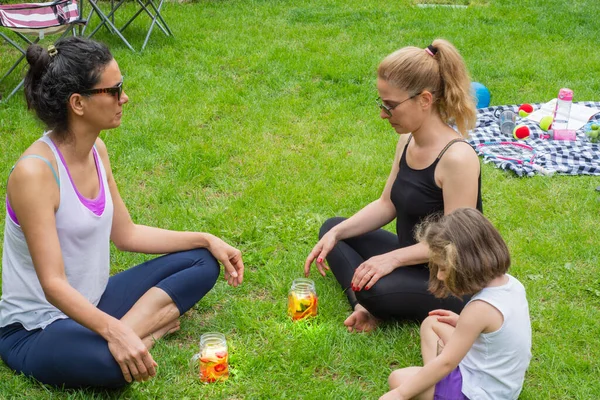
[365,286,370,290]
[317,258,322,263]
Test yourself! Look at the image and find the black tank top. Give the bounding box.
[390,136,483,250]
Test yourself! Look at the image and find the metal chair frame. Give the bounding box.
[82,0,172,52]
[0,0,85,103]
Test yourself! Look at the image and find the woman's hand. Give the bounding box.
[304,230,337,277]
[351,252,398,291]
[207,236,245,287]
[428,309,459,327]
[106,320,157,383]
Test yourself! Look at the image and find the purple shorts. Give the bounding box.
[434,367,469,400]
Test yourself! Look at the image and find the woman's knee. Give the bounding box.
[188,248,220,284]
[319,217,346,239]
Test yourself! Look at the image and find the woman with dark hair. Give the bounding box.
[0,37,244,388]
[304,39,482,332]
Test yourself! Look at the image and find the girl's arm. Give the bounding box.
[8,158,156,383]
[386,301,500,400]
[96,139,244,286]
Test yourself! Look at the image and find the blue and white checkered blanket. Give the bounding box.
[468,102,600,177]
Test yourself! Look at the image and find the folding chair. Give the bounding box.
[0,0,85,103]
[83,0,172,52]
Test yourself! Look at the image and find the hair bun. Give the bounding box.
[25,44,52,83]
[26,44,47,67]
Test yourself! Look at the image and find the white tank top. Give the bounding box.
[0,135,113,330]
[459,274,532,400]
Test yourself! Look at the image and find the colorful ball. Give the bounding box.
[540,116,553,131]
[513,125,530,140]
[518,104,534,117]
[471,82,491,108]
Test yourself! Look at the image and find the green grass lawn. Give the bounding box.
[1,0,600,398]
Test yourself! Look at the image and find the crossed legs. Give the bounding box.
[120,287,182,350]
[0,249,220,388]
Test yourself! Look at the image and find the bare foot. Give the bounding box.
[344,304,379,333]
[142,319,181,349]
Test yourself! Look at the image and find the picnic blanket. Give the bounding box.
[468,101,600,177]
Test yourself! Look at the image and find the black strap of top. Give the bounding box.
[436,138,466,160]
[403,135,465,160]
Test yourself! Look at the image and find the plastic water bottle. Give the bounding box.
[552,88,573,131]
[549,129,576,141]
[548,88,576,140]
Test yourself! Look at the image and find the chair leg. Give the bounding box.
[0,33,40,103]
[0,33,26,83]
[85,0,136,52]
[128,0,169,37]
[1,78,25,103]
[80,7,95,35]
[119,6,146,34]
[148,0,173,36]
[0,53,26,83]
[141,0,172,50]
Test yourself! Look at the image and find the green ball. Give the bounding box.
[592,124,600,130]
[540,116,553,131]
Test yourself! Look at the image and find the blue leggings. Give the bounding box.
[0,248,220,389]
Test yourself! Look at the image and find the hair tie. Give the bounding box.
[425,45,438,57]
[47,45,58,58]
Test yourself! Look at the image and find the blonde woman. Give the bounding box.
[305,39,481,332]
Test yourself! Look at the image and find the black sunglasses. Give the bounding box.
[80,79,124,101]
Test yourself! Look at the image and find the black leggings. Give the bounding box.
[320,217,470,323]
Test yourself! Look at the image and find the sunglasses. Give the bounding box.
[80,79,124,101]
[376,92,422,117]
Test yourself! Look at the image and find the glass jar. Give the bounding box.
[287,278,318,321]
[191,332,229,383]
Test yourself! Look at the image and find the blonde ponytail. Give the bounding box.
[431,39,476,135]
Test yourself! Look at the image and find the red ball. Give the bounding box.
[518,104,534,114]
[513,125,530,140]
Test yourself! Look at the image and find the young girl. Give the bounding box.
[379,207,531,400]
[304,39,482,332]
